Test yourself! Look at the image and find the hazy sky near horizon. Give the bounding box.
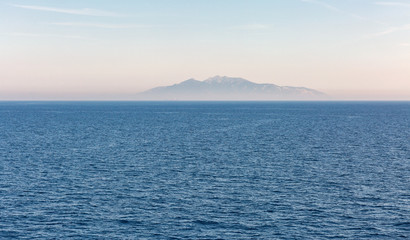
[1,0,410,100]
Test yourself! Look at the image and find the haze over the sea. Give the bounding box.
[1,0,410,100]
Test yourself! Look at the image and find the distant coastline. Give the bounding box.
[137,76,327,101]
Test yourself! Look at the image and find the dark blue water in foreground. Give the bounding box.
[0,102,409,239]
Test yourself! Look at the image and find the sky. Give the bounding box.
[1,0,410,100]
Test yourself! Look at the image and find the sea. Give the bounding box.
[0,101,409,239]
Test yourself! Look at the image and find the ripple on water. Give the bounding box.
[0,102,409,239]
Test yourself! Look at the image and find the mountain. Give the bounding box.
[137,76,327,100]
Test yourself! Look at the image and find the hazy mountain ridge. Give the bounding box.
[138,76,326,100]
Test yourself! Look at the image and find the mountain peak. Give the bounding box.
[180,78,200,84]
[204,76,251,84]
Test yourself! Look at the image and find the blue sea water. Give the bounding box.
[0,101,409,239]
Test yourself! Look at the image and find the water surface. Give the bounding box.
[0,102,409,239]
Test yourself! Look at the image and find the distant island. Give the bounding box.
[137,76,327,100]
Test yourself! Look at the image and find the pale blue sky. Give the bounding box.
[1,0,410,99]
